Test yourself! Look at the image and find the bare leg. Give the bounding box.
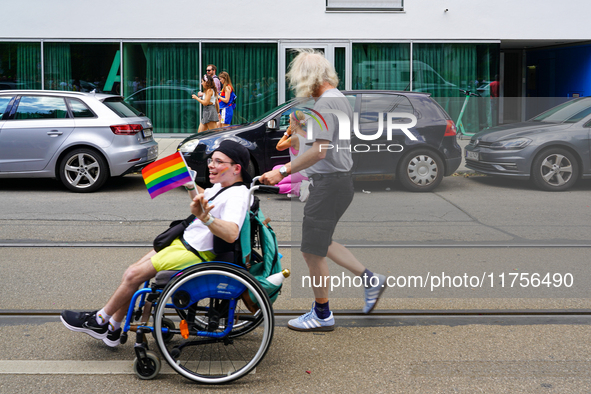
[326,241,366,276]
[302,252,330,302]
[105,250,157,322]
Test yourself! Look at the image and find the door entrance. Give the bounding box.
[279,42,349,103]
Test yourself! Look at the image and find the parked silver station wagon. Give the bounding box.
[0,90,158,192]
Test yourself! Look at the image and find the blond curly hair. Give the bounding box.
[286,48,339,98]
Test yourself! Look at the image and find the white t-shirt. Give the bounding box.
[183,183,250,252]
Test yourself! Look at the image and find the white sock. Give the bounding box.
[95,309,111,326]
[108,318,121,332]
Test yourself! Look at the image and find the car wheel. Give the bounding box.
[397,149,444,192]
[59,148,109,193]
[531,148,579,191]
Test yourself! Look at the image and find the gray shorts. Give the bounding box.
[201,104,218,123]
[301,174,354,257]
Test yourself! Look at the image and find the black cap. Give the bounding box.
[213,139,252,185]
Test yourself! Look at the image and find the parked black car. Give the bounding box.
[178,91,461,192]
[465,97,591,191]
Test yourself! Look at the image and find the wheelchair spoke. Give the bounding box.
[152,264,274,383]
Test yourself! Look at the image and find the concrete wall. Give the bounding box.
[1,0,589,41]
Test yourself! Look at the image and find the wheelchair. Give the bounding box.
[120,178,281,384]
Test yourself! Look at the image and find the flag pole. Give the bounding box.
[178,150,207,215]
[178,150,198,191]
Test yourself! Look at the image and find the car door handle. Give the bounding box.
[47,130,63,137]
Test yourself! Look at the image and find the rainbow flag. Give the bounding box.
[142,152,193,199]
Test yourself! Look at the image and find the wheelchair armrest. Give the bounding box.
[256,185,280,194]
[251,176,280,194]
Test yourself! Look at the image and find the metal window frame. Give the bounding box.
[0,38,500,101]
[326,0,404,12]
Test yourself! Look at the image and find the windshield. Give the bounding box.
[532,98,591,123]
[250,99,297,124]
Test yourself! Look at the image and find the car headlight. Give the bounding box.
[179,139,200,153]
[489,138,532,150]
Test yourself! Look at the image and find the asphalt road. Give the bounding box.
[1,156,591,392]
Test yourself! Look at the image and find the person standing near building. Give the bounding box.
[198,64,221,97]
[218,71,237,127]
[192,74,219,132]
[260,49,387,332]
[489,75,500,126]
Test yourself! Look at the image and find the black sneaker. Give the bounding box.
[103,328,122,347]
[60,310,108,340]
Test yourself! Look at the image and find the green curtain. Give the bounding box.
[334,47,346,91]
[14,43,41,89]
[414,43,498,134]
[143,43,200,132]
[44,43,71,90]
[352,43,411,91]
[203,43,277,124]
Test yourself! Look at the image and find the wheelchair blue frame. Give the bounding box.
[123,261,248,340]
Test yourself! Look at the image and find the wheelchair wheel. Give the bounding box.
[133,350,161,380]
[188,296,263,338]
[153,262,274,384]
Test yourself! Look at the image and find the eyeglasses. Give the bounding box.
[206,69,213,72]
[207,158,235,166]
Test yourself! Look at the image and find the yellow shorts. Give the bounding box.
[151,238,216,272]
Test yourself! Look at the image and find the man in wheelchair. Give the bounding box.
[61,139,252,347]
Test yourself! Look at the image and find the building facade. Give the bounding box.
[1,0,589,134]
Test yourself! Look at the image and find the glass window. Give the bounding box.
[276,99,315,131]
[360,94,413,124]
[327,0,403,11]
[335,47,346,91]
[67,98,95,118]
[123,42,199,133]
[250,99,293,124]
[0,42,41,90]
[0,96,12,115]
[352,43,411,91]
[413,42,499,134]
[44,43,119,93]
[532,98,591,123]
[204,43,278,126]
[15,96,68,119]
[103,97,143,118]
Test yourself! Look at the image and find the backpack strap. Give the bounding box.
[207,181,246,202]
[209,181,248,262]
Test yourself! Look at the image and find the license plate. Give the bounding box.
[143,128,153,138]
[466,150,479,161]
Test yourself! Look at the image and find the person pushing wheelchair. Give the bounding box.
[260,49,387,332]
[61,140,251,347]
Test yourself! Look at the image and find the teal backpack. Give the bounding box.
[239,197,283,304]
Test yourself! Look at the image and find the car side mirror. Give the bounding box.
[267,119,278,130]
